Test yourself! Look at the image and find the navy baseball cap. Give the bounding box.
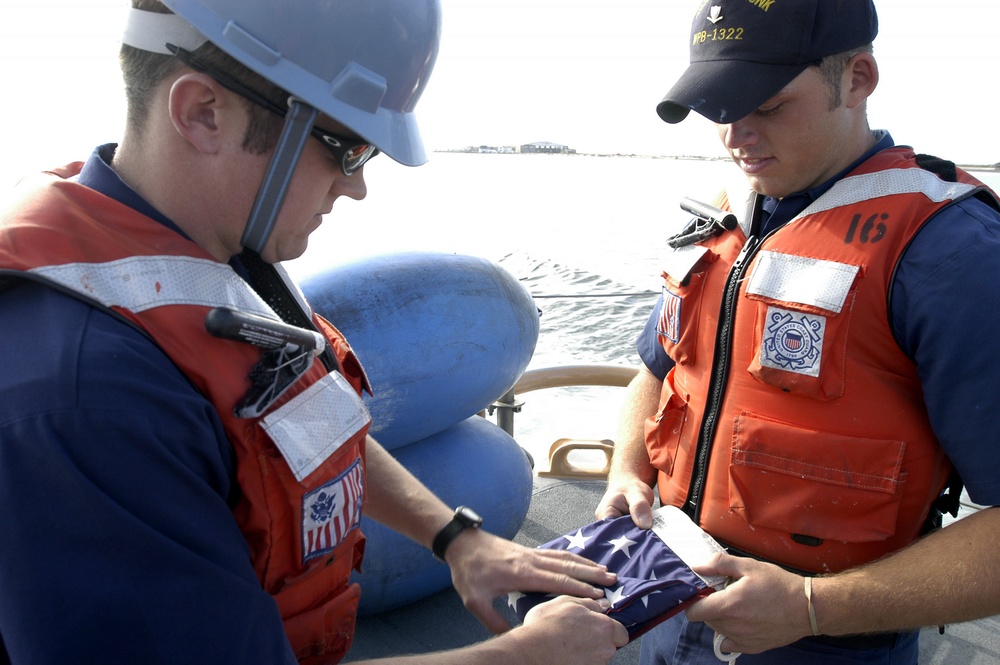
[657,0,878,124]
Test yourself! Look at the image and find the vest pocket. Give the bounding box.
[744,292,855,401]
[728,412,905,544]
[657,269,708,367]
[284,580,361,665]
[252,440,365,593]
[742,251,861,401]
[645,376,691,476]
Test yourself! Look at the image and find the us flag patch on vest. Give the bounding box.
[302,458,365,563]
[657,287,682,343]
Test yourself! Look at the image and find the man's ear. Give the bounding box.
[167,72,231,154]
[844,52,878,109]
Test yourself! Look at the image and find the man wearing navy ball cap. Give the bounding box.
[656,0,878,124]
[598,0,1000,663]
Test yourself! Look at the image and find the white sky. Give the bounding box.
[1,0,997,191]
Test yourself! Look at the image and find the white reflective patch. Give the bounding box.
[760,306,826,377]
[30,256,276,318]
[794,167,976,220]
[262,372,371,483]
[746,251,858,314]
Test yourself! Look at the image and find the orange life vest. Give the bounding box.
[648,148,999,574]
[0,164,372,663]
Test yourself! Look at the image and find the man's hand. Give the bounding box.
[444,528,617,633]
[684,552,811,654]
[517,596,629,665]
[594,477,655,529]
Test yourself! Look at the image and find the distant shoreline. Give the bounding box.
[433,150,999,172]
[434,150,731,162]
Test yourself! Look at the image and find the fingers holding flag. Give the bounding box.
[443,528,618,634]
[595,476,655,529]
[527,546,622,588]
[685,553,815,654]
[521,596,630,664]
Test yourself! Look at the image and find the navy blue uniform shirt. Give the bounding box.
[0,146,298,663]
[637,133,1000,507]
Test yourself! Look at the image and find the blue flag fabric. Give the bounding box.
[509,510,719,641]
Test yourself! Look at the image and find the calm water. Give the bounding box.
[287,153,1000,464]
[286,153,741,457]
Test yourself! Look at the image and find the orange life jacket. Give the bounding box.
[0,164,372,663]
[648,148,999,574]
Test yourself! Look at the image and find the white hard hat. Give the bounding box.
[124,0,441,167]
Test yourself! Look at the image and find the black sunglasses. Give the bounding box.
[170,47,379,176]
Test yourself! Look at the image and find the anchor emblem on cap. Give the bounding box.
[707,5,723,23]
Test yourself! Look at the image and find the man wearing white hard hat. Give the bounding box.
[0,2,628,663]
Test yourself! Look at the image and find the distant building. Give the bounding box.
[520,141,574,154]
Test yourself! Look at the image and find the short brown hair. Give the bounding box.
[817,43,874,110]
[120,0,283,153]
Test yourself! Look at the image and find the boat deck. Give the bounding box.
[345,476,999,664]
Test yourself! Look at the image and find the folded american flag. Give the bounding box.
[509,506,727,641]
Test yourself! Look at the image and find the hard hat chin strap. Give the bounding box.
[241,99,319,255]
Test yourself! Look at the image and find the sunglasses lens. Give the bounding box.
[342,144,378,175]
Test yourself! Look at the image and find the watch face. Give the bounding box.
[456,506,483,527]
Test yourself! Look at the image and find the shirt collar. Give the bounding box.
[77,145,253,278]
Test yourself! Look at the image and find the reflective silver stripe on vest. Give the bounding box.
[29,255,277,319]
[32,255,370,485]
[795,167,977,221]
[744,168,975,316]
[747,251,859,314]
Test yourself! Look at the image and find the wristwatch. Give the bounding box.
[432,505,483,562]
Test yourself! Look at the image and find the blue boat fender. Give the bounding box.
[351,415,533,615]
[301,252,540,449]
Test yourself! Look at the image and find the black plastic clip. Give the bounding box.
[205,307,324,418]
[667,197,739,248]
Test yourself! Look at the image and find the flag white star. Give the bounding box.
[608,534,638,558]
[507,591,525,609]
[641,571,662,608]
[563,528,592,550]
[605,585,627,608]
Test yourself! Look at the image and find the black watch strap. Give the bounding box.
[432,506,482,562]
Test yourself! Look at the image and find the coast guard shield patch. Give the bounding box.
[302,458,365,563]
[760,306,825,377]
[657,287,682,343]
